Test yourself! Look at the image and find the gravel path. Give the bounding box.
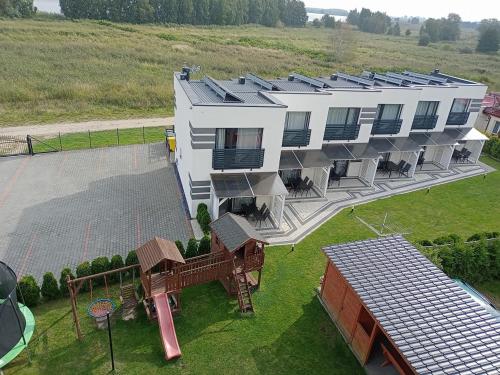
[0,117,174,137]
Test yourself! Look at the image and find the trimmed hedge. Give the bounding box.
[76,261,92,292]
[41,272,61,300]
[175,240,185,257]
[484,135,500,159]
[59,268,75,297]
[198,235,211,255]
[185,238,199,259]
[18,275,40,307]
[110,255,124,282]
[196,203,211,234]
[125,250,138,266]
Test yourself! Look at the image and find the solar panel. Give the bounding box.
[403,71,448,84]
[386,72,430,85]
[336,72,374,86]
[204,76,243,103]
[373,73,405,86]
[245,73,277,91]
[291,73,328,88]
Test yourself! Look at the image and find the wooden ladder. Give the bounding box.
[120,284,138,320]
[232,260,254,313]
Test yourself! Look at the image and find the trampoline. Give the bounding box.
[0,262,35,369]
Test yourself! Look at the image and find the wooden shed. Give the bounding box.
[319,236,500,375]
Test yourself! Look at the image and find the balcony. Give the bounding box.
[212,148,265,170]
[446,112,470,126]
[282,129,311,147]
[411,115,438,130]
[371,119,403,135]
[324,123,361,141]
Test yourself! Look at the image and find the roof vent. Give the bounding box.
[288,74,294,82]
[330,74,338,81]
[181,66,191,81]
[238,76,246,84]
[433,69,440,74]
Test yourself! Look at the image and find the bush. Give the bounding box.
[419,239,433,246]
[458,46,473,54]
[484,136,500,159]
[198,235,211,255]
[175,240,185,257]
[110,254,124,282]
[59,268,74,297]
[91,256,110,285]
[418,33,430,46]
[196,203,208,216]
[76,261,92,292]
[125,250,138,266]
[17,275,40,307]
[405,29,411,36]
[41,272,60,300]
[433,234,461,245]
[185,238,199,258]
[198,210,212,234]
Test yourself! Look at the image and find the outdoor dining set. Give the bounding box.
[240,202,271,228]
[378,160,412,178]
[452,148,472,164]
[286,176,315,197]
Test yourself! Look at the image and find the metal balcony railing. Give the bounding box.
[323,123,361,141]
[371,119,403,135]
[212,148,265,170]
[282,129,311,147]
[411,115,438,130]
[446,112,470,125]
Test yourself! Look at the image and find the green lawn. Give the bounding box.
[1,16,498,126]
[31,126,166,153]
[6,157,499,374]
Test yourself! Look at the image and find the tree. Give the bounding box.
[321,14,336,28]
[0,0,35,17]
[282,0,307,27]
[41,272,61,300]
[392,22,400,36]
[18,275,40,307]
[178,0,194,23]
[346,8,359,25]
[418,33,430,46]
[59,268,75,297]
[193,0,210,24]
[405,29,411,36]
[312,18,321,27]
[477,19,500,53]
[185,238,199,258]
[198,235,211,255]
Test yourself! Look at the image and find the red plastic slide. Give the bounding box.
[153,293,182,360]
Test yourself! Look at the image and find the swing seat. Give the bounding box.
[120,284,138,321]
[87,298,115,329]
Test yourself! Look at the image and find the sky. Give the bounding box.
[304,0,500,22]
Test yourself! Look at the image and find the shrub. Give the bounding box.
[433,234,461,245]
[405,29,411,36]
[196,203,208,216]
[185,238,199,258]
[175,240,185,257]
[125,250,138,266]
[198,235,211,255]
[199,210,212,234]
[419,239,433,246]
[484,136,500,159]
[110,254,124,282]
[418,33,430,46]
[17,275,40,307]
[76,261,92,292]
[91,257,110,285]
[41,272,60,300]
[59,268,74,297]
[458,46,473,54]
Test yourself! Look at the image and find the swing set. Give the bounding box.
[67,263,141,340]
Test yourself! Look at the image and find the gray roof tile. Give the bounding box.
[209,213,267,252]
[322,236,500,374]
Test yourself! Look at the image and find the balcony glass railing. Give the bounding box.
[411,115,438,130]
[323,123,361,141]
[446,112,470,125]
[371,119,403,135]
[212,148,265,170]
[282,129,311,147]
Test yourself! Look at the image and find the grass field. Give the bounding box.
[6,156,499,374]
[0,16,498,126]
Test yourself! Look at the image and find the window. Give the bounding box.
[450,98,470,113]
[493,121,500,134]
[215,128,263,149]
[284,112,310,130]
[415,101,439,117]
[326,108,360,125]
[376,104,403,120]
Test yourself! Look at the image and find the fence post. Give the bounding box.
[26,135,34,156]
[142,127,145,144]
[59,132,62,151]
[88,130,92,149]
[116,128,119,145]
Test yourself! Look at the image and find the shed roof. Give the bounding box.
[209,213,268,252]
[136,237,185,272]
[322,236,500,375]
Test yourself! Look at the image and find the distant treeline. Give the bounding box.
[59,0,308,26]
[0,0,35,17]
[419,13,461,43]
[346,8,392,34]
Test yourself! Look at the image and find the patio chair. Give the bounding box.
[399,163,412,177]
[256,208,271,228]
[460,150,472,163]
[302,180,314,197]
[330,172,341,187]
[303,176,310,186]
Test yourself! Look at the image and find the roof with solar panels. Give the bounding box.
[175,68,483,106]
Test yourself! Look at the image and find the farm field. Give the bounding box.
[0,16,498,126]
[6,156,499,374]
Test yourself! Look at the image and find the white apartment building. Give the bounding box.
[173,68,488,229]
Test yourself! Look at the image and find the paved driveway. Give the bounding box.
[0,143,192,280]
